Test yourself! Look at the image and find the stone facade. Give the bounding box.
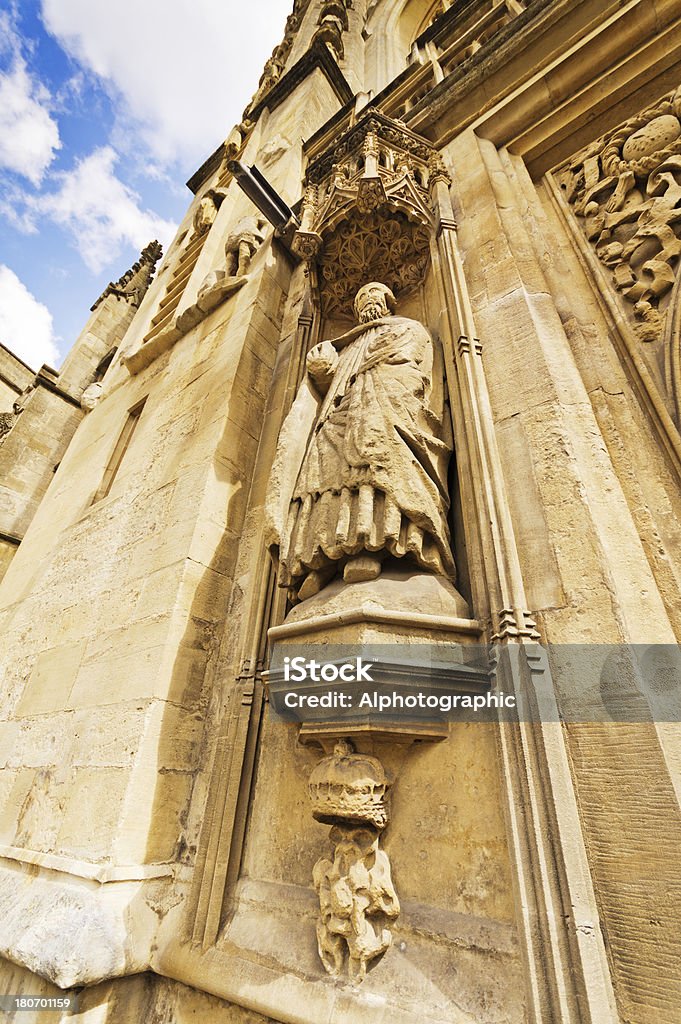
[1,1,681,1022]
[0,242,162,585]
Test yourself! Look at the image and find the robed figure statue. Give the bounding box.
[266,282,457,602]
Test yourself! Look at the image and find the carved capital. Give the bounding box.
[291,230,324,262]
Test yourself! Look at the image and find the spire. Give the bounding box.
[90,240,163,312]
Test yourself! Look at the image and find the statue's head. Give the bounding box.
[354,282,396,324]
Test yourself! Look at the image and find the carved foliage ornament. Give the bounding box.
[558,85,681,349]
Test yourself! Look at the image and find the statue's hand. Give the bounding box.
[306,341,338,393]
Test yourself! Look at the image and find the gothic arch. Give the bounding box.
[366,0,444,89]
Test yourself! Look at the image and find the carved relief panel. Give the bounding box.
[554,85,681,423]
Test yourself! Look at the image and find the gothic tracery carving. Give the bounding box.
[320,213,430,319]
[292,112,438,318]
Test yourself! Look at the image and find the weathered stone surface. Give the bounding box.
[267,282,458,604]
[2,2,681,1023]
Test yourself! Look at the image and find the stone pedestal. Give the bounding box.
[266,568,492,980]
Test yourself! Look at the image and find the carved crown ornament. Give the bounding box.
[292,111,447,319]
[556,85,681,354]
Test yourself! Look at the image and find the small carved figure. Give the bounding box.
[313,826,399,980]
[192,190,223,237]
[12,384,34,416]
[224,217,267,277]
[267,281,456,602]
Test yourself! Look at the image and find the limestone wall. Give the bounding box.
[0,344,33,415]
[2,1,681,1022]
[446,111,681,1024]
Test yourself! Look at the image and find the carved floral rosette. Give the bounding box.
[309,740,399,980]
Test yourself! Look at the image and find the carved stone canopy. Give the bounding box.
[292,111,442,319]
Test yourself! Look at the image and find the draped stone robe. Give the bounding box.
[266,315,456,598]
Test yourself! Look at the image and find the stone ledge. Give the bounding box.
[269,604,482,640]
[0,859,159,988]
[122,275,247,375]
[153,875,521,1024]
[0,844,175,883]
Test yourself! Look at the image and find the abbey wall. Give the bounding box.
[1,1,681,1022]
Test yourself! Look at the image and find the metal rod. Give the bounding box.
[228,160,299,232]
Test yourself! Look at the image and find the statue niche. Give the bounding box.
[266,281,457,603]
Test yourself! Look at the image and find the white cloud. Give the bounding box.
[0,11,61,184]
[40,0,293,167]
[36,146,176,273]
[0,265,60,369]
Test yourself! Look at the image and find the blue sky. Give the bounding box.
[0,0,293,370]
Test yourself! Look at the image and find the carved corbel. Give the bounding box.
[80,382,103,413]
[291,185,324,261]
[192,189,225,238]
[309,739,399,981]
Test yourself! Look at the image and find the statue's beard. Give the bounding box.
[358,302,386,323]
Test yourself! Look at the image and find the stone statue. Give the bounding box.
[224,216,267,278]
[266,281,456,602]
[196,216,267,306]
